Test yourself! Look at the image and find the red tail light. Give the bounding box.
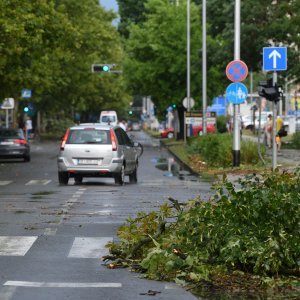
[60,128,70,151]
[14,139,27,145]
[110,129,117,151]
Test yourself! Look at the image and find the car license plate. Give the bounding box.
[0,141,13,145]
[78,159,100,165]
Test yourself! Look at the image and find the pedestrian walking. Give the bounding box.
[264,114,273,148]
[25,117,33,140]
[276,115,284,152]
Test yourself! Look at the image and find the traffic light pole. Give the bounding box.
[272,72,278,171]
[233,0,241,167]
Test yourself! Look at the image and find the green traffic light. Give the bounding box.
[128,110,133,115]
[24,107,29,113]
[172,104,177,108]
[102,65,110,72]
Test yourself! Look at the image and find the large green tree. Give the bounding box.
[0,0,129,126]
[124,0,202,116]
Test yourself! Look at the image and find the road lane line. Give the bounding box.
[0,236,37,256]
[68,237,112,258]
[25,180,51,185]
[3,281,122,288]
[0,181,13,186]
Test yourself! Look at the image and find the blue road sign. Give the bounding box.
[226,60,248,82]
[21,89,32,98]
[263,47,287,71]
[225,83,248,105]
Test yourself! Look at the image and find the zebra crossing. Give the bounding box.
[0,235,112,258]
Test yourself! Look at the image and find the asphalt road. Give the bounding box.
[0,131,212,300]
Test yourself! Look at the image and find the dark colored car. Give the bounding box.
[160,124,216,138]
[0,128,30,162]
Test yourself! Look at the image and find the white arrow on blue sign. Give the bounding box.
[21,89,32,98]
[225,83,248,105]
[263,47,287,71]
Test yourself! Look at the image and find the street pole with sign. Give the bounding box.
[233,0,241,167]
[262,46,287,170]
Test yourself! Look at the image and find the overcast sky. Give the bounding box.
[99,0,118,12]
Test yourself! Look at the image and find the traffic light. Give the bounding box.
[258,78,282,102]
[172,103,177,108]
[128,110,133,115]
[91,64,115,73]
[23,106,29,113]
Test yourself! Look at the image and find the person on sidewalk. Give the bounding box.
[25,117,33,140]
[264,114,273,148]
[276,115,284,152]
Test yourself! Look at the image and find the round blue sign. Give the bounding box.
[225,83,248,105]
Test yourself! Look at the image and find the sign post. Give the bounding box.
[225,57,248,167]
[263,46,287,171]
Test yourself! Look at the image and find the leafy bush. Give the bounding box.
[105,169,300,290]
[291,132,300,149]
[187,134,265,167]
[187,133,233,167]
[216,116,227,133]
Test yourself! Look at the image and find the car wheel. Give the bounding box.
[74,175,83,185]
[167,132,174,139]
[24,155,31,162]
[129,168,137,184]
[114,165,125,185]
[58,171,69,185]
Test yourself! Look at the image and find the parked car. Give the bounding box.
[242,112,272,131]
[0,128,30,162]
[160,124,216,138]
[57,123,139,185]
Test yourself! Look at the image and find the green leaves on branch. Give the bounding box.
[105,169,300,291]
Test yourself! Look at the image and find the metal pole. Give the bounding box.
[187,0,191,112]
[5,110,9,128]
[202,0,207,135]
[272,72,278,171]
[233,0,241,166]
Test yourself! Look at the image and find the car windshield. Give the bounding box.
[101,116,116,123]
[0,129,24,139]
[67,129,111,144]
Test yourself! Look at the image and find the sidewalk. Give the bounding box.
[242,134,300,168]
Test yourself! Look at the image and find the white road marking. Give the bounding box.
[25,180,51,186]
[0,286,17,300]
[4,281,122,288]
[68,237,112,258]
[0,236,37,256]
[0,181,13,186]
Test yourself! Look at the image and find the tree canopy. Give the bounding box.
[0,0,129,125]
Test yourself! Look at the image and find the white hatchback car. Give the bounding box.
[57,123,139,185]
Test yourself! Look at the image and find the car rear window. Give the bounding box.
[101,116,116,123]
[0,129,24,139]
[67,129,111,145]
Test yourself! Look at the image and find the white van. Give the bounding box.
[99,111,118,126]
